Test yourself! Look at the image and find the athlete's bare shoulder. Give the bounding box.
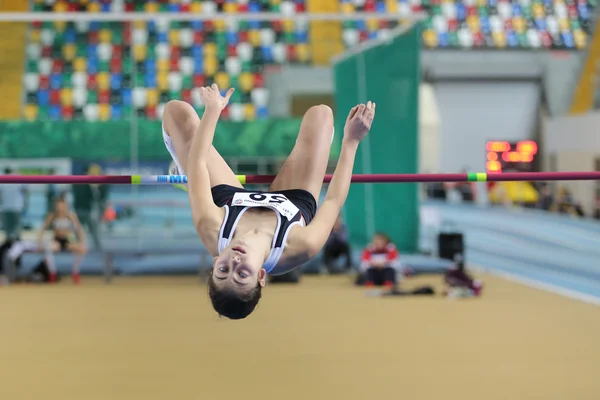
[67,211,79,221]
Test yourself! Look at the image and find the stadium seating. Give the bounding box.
[23,0,596,122]
[24,0,310,122]
[339,0,593,50]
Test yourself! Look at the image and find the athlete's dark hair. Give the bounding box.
[373,232,391,245]
[207,270,262,320]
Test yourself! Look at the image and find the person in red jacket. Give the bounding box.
[360,233,400,289]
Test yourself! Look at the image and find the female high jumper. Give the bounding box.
[162,84,375,319]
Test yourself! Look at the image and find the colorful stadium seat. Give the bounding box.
[23,0,595,121]
[24,0,312,121]
[340,0,593,50]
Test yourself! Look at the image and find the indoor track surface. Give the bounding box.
[1,275,599,400]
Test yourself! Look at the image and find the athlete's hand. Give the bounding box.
[199,84,234,111]
[343,101,375,144]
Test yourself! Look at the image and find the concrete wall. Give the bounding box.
[422,50,584,116]
[419,83,441,174]
[544,112,600,151]
[434,81,541,173]
[265,66,333,117]
[543,112,600,214]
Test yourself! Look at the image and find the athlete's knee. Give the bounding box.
[163,100,199,135]
[305,104,333,125]
[299,105,333,145]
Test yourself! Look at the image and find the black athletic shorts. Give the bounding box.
[54,236,70,252]
[211,184,318,224]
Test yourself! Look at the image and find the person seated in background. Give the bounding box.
[322,216,352,273]
[555,187,585,217]
[454,182,475,202]
[444,168,476,203]
[37,196,87,284]
[0,237,57,285]
[537,184,554,211]
[358,233,401,289]
[424,181,447,200]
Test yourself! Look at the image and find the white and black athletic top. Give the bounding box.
[216,191,306,273]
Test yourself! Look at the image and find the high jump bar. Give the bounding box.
[0,172,600,185]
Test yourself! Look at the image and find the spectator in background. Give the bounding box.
[425,181,447,200]
[457,182,475,202]
[45,168,58,214]
[72,164,109,250]
[556,187,585,217]
[37,196,87,284]
[102,202,117,233]
[452,168,476,202]
[0,168,28,240]
[358,233,401,289]
[537,184,554,211]
[323,216,352,273]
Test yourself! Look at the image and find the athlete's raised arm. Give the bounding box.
[187,84,234,232]
[302,101,375,256]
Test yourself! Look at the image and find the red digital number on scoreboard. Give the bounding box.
[485,140,538,173]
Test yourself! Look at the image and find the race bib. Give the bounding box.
[231,192,300,220]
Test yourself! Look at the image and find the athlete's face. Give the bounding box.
[55,199,68,214]
[372,235,388,252]
[212,243,267,291]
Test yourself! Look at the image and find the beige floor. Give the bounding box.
[0,274,599,400]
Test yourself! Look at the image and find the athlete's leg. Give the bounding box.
[162,100,243,188]
[269,105,334,200]
[43,245,57,282]
[67,242,87,284]
[37,240,60,282]
[47,240,61,252]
